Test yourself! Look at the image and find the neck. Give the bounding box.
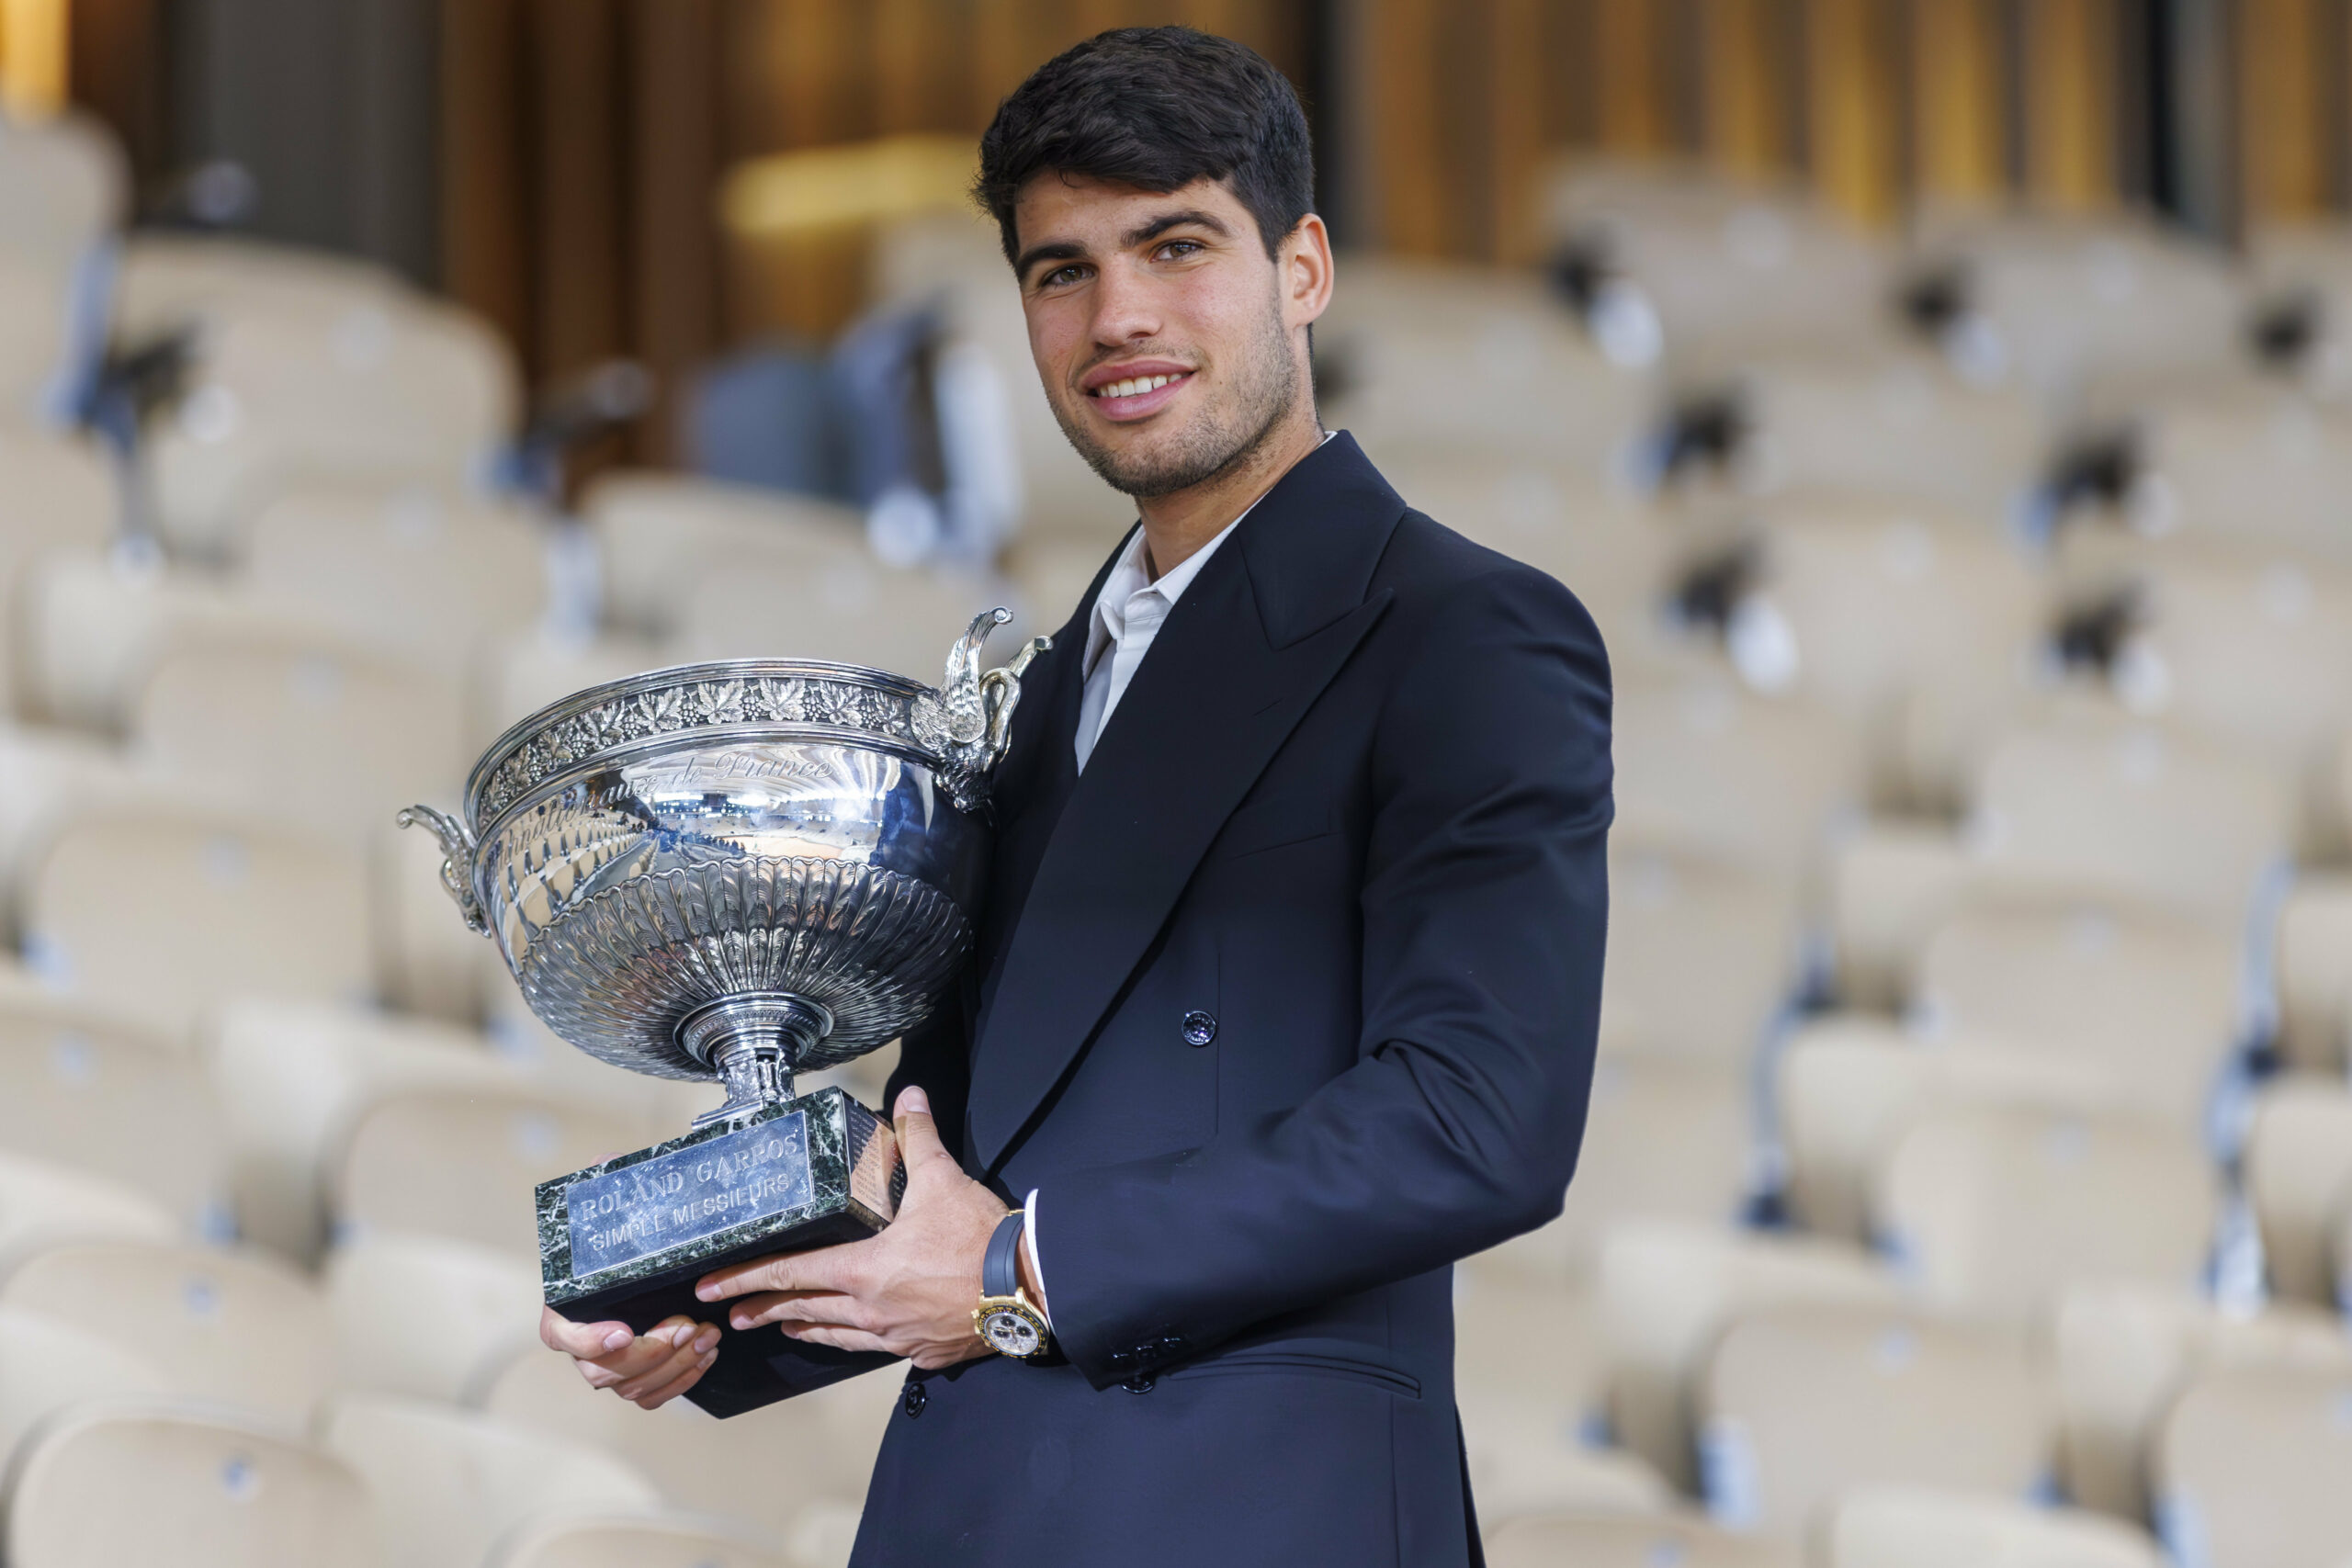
[1134,398,1323,580]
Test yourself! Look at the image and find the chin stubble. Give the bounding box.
[1053,296,1299,500]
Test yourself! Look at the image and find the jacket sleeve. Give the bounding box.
[1037,565,1612,1388]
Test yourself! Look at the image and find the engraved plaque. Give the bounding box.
[565,1110,812,1279]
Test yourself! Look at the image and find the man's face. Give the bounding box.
[1011,173,1322,499]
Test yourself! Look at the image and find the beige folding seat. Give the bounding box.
[1611,671,1862,900]
[1457,1408,1672,1527]
[2049,1280,2352,1519]
[1599,1221,1906,1490]
[2152,1366,2352,1568]
[0,1240,329,1427]
[0,1151,178,1275]
[205,998,525,1260]
[1466,1056,1750,1284]
[0,727,133,941]
[332,1087,641,1259]
[492,1513,788,1568]
[241,486,547,682]
[113,231,408,342]
[1913,897,2242,1129]
[2123,389,2352,566]
[471,626,667,750]
[1486,1510,1799,1568]
[1777,1015,2118,1242]
[583,471,870,640]
[480,1348,898,1539]
[0,432,110,712]
[1698,1303,2052,1537]
[0,976,230,1231]
[321,1393,660,1568]
[1964,720,2296,932]
[1732,360,2043,521]
[2275,872,2352,1074]
[0,113,125,427]
[0,1305,174,1469]
[326,1232,542,1404]
[20,803,370,1043]
[145,301,518,560]
[1453,1271,1609,1450]
[1817,1485,2162,1568]
[2243,1076,2352,1306]
[475,966,726,1132]
[668,557,1023,681]
[130,630,471,842]
[1873,1102,2219,1329]
[1735,497,2046,804]
[1599,844,1801,1064]
[372,814,490,1024]
[1826,819,1973,1010]
[1,1402,378,1568]
[1000,530,1119,637]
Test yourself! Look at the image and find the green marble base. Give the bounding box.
[536,1086,904,1416]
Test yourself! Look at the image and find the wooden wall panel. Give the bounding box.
[2019,0,2118,209]
[2240,0,2328,220]
[1590,0,1678,153]
[1698,0,1792,179]
[1910,0,2004,206]
[1805,0,1901,225]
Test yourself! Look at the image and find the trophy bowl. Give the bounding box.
[401,609,1046,1414]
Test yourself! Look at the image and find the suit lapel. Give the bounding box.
[966,433,1406,1171]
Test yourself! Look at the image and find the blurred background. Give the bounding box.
[0,2,2349,1567]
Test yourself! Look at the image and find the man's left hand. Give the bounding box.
[694,1085,1009,1371]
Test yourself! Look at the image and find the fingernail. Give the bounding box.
[695,1329,720,1354]
[700,1348,718,1367]
[898,1085,931,1117]
[669,1323,695,1347]
[695,1284,718,1301]
[601,1329,632,1352]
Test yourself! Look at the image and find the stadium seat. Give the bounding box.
[1466,1056,1750,1283]
[1485,1508,1799,1568]
[1599,844,1801,1063]
[1776,1015,2117,1241]
[1697,1303,2052,1538]
[2274,873,2352,1075]
[2123,388,2352,566]
[1598,1221,1905,1490]
[205,998,523,1260]
[114,232,410,333]
[1826,818,1973,1009]
[320,1393,661,1568]
[491,1512,790,1568]
[1817,1485,2162,1568]
[0,1240,329,1428]
[0,728,132,942]
[325,1233,543,1405]
[667,557,1019,679]
[2049,1280,2352,1519]
[0,1305,175,1470]
[469,626,667,751]
[0,1151,178,1275]
[1456,1401,1673,1526]
[0,976,231,1232]
[0,433,110,714]
[2152,1366,2352,1568]
[2242,1077,2352,1306]
[1453,1271,1610,1454]
[1912,897,2243,1129]
[1731,359,2042,520]
[20,803,371,1043]
[331,1087,641,1258]
[0,113,124,426]
[1872,1102,2218,1328]
[372,816,491,1024]
[0,1402,377,1568]
[582,472,870,640]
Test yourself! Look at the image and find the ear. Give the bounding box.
[1280,213,1335,333]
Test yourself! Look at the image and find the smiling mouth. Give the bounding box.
[1089,370,1192,400]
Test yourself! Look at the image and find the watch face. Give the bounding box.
[980,1305,1044,1359]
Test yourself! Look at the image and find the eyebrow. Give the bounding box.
[1013,208,1233,285]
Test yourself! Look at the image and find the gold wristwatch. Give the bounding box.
[974,1210,1051,1359]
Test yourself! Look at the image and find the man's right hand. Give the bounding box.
[539,1306,719,1410]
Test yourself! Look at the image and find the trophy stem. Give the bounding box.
[681,994,836,1129]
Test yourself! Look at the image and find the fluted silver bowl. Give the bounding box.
[403,610,1046,1126]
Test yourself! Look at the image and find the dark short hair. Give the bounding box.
[976,27,1315,266]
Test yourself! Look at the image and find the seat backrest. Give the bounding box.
[2050,1280,2352,1519]
[3,1402,379,1568]
[1600,843,1802,1064]
[333,1088,641,1258]
[2244,1076,2352,1305]
[0,1241,330,1427]
[2274,872,2352,1075]
[1485,1509,1801,1568]
[1874,1102,2217,1327]
[1599,1220,1905,1491]
[1819,1484,2161,1568]
[20,806,371,1043]
[491,1513,788,1568]
[0,982,229,1232]
[2153,1365,2352,1568]
[1914,897,2242,1128]
[320,1394,659,1568]
[0,1305,175,1471]
[668,558,1020,679]
[326,1233,542,1404]
[1739,360,2042,520]
[1699,1303,2052,1538]
[1452,1272,1608,1439]
[582,472,869,639]
[2135,392,2352,564]
[0,433,109,710]
[0,1151,178,1277]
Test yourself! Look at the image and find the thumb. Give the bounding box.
[893,1085,955,1175]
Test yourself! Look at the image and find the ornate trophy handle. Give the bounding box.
[396,804,491,937]
[933,608,1052,816]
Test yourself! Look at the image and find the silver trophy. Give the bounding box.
[402,609,1046,1414]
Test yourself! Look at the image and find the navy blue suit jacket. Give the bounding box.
[852,432,1612,1566]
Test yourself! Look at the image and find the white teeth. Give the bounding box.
[1095,372,1182,399]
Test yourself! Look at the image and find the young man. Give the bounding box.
[543,27,1611,1565]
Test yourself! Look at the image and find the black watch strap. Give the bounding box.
[983,1211,1024,1298]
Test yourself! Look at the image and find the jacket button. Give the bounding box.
[1123,1373,1156,1393]
[1181,1010,1217,1048]
[901,1381,927,1418]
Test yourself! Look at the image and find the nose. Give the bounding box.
[1088,256,1162,349]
